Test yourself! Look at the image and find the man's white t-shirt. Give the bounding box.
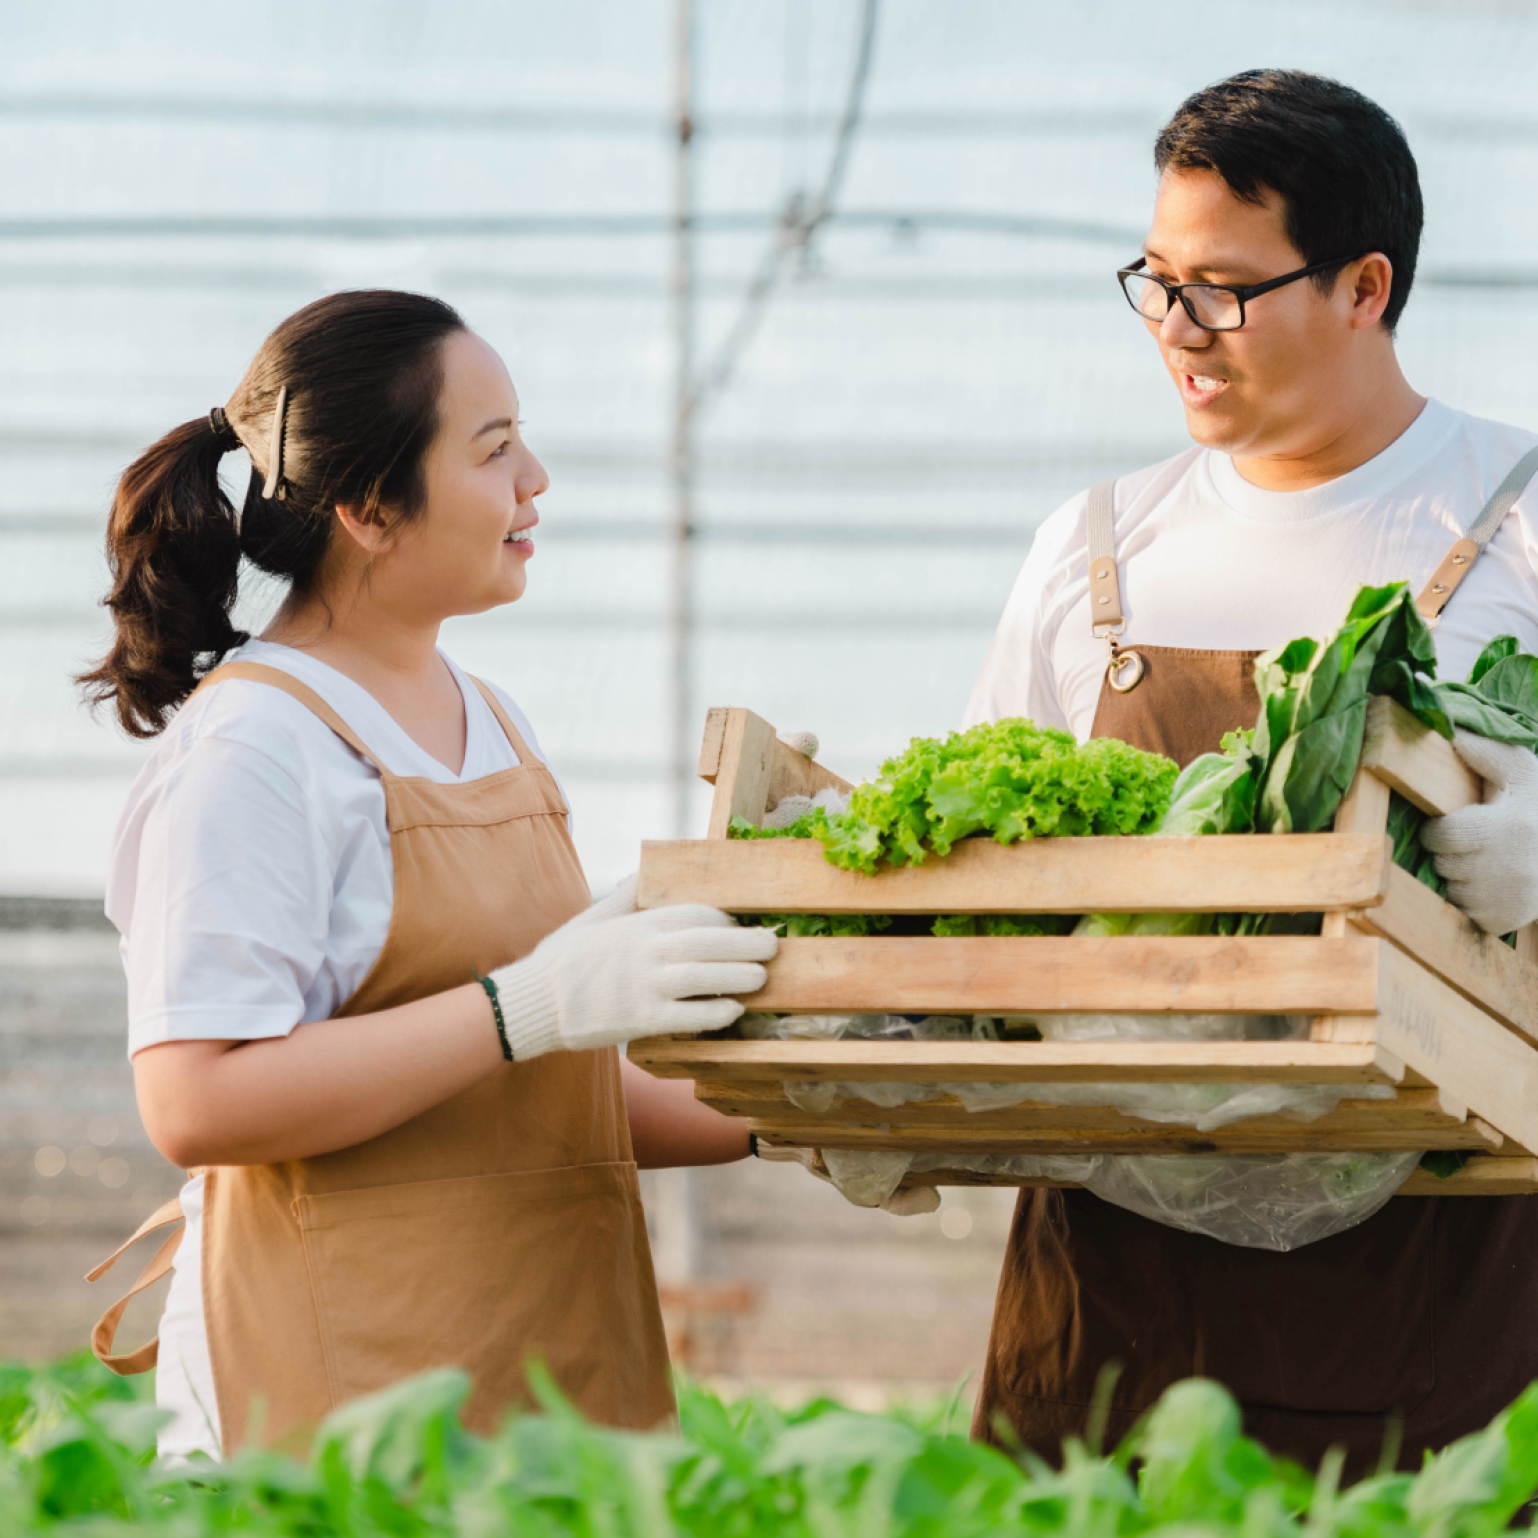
[965,399,1538,736]
[105,639,566,1461]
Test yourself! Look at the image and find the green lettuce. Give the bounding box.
[814,718,1177,875]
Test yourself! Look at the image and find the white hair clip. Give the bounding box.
[261,384,289,501]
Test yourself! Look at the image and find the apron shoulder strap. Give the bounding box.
[197,661,390,774]
[85,1196,186,1376]
[1417,443,1538,620]
[1086,479,1126,635]
[468,676,538,764]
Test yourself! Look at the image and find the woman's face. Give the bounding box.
[361,329,549,620]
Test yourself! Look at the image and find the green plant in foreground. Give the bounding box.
[4,1354,1538,1535]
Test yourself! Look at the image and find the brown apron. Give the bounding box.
[90,661,673,1453]
[974,470,1538,1475]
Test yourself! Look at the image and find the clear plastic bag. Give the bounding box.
[738,1011,1392,1128]
[738,1012,1416,1249]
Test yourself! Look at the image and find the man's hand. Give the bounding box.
[1421,731,1538,935]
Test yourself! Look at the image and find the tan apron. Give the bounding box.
[90,661,673,1452]
[975,463,1538,1475]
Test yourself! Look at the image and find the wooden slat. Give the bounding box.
[1334,763,1392,836]
[1351,864,1538,1045]
[756,1121,1499,1155]
[1372,940,1538,1153]
[701,1080,1496,1154]
[745,935,1382,1015]
[705,709,781,838]
[1360,696,1481,816]
[1399,1155,1538,1196]
[701,708,853,837]
[886,1159,1538,1196]
[765,741,853,808]
[894,1166,1079,1191]
[697,707,730,782]
[1322,764,1392,939]
[629,1035,1405,1085]
[639,832,1392,915]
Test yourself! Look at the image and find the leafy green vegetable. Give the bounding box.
[1157,729,1261,837]
[730,810,831,840]
[754,911,894,937]
[930,914,1078,938]
[1251,583,1448,835]
[1470,634,1521,686]
[810,719,1176,875]
[1389,793,1445,896]
[4,1352,1538,1535]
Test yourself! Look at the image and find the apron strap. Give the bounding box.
[1416,443,1538,621]
[85,1196,185,1376]
[1086,479,1126,637]
[469,677,538,764]
[196,661,391,774]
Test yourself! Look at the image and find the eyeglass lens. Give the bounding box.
[1123,273,1242,331]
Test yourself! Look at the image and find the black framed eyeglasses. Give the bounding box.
[1116,255,1360,332]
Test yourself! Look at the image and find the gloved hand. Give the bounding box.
[755,1142,941,1215]
[488,875,777,1058]
[1421,730,1538,935]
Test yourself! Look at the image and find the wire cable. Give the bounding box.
[688,0,880,411]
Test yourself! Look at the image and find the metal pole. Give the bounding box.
[667,0,697,842]
[653,0,701,1298]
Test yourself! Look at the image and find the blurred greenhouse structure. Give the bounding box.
[1,0,1537,1379]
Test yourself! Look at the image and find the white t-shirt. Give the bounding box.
[106,640,565,1461]
[965,399,1538,737]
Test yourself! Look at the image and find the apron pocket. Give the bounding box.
[294,1161,669,1430]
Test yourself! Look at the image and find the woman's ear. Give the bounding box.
[332,502,396,555]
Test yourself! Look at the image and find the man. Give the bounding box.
[966,70,1538,1471]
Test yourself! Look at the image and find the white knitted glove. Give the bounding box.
[488,876,777,1058]
[755,1143,942,1215]
[1420,731,1538,935]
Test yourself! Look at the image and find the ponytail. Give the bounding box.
[78,289,466,737]
[77,416,247,737]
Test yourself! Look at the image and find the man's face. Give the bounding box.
[1142,168,1369,460]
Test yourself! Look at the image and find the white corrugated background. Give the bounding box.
[2,0,1535,894]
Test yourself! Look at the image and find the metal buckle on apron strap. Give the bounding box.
[1101,627,1150,695]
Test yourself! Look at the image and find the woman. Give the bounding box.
[80,290,775,1460]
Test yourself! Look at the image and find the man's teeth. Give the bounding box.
[1191,375,1224,390]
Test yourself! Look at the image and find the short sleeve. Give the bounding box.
[963,497,1082,732]
[119,734,336,1055]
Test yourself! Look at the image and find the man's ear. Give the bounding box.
[1346,253,1394,331]
[333,502,395,555]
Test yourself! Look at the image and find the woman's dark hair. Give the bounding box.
[1154,70,1423,331]
[78,289,466,736]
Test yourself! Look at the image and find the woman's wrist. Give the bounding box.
[483,954,563,1061]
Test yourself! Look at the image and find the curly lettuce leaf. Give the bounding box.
[815,718,1177,875]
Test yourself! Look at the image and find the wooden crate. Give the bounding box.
[632,702,1538,1196]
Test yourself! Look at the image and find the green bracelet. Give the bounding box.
[476,973,515,1061]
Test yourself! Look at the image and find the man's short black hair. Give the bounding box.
[1154,70,1423,331]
